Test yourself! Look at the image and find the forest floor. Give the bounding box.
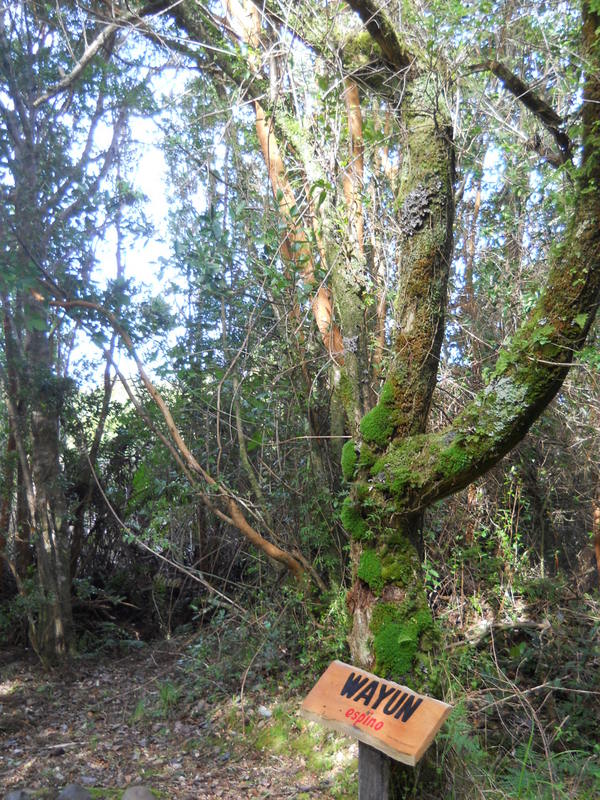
[0,638,357,799]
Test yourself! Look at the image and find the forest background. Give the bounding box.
[1,0,600,798]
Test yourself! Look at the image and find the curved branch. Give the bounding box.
[253,102,344,357]
[49,299,306,580]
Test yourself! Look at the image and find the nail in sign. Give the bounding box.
[299,660,451,766]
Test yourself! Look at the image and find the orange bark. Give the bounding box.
[593,500,600,585]
[225,0,343,359]
[254,102,343,357]
[342,79,365,253]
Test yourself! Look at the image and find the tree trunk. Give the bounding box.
[27,321,74,662]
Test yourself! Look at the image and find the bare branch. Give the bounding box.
[33,21,121,108]
[472,59,572,163]
[32,1,174,108]
[49,298,307,581]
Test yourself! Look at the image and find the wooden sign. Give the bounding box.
[300,660,451,766]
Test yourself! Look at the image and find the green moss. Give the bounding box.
[368,535,434,682]
[370,601,434,680]
[342,30,384,70]
[380,547,419,587]
[357,549,384,594]
[358,444,377,470]
[354,481,370,502]
[494,348,514,377]
[360,382,395,448]
[370,457,386,476]
[415,609,436,652]
[339,496,370,540]
[368,434,432,503]
[344,30,377,56]
[438,441,470,477]
[413,607,434,633]
[370,603,403,635]
[337,370,357,422]
[374,621,418,677]
[360,405,393,448]
[341,440,358,481]
[370,604,417,678]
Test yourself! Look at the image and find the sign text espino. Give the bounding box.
[300,660,451,766]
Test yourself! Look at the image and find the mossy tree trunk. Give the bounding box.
[338,2,600,796]
[339,67,455,795]
[27,317,75,661]
[0,68,76,661]
[344,71,454,677]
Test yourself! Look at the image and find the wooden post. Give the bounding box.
[359,742,390,799]
[300,660,451,798]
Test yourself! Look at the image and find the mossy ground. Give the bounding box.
[252,702,357,798]
[0,617,355,800]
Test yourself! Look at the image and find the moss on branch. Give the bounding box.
[359,381,395,447]
[344,0,415,73]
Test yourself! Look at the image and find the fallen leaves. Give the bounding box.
[0,642,347,798]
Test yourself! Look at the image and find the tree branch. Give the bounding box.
[364,18,600,517]
[49,298,306,581]
[344,0,416,74]
[476,59,572,163]
[33,23,121,108]
[32,1,173,107]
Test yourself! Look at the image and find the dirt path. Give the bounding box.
[0,642,356,799]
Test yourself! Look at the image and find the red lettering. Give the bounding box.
[346,707,384,733]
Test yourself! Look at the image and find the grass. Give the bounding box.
[250,700,358,798]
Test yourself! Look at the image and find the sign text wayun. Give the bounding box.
[300,660,451,765]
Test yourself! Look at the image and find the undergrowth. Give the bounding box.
[115,545,600,800]
[419,479,600,800]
